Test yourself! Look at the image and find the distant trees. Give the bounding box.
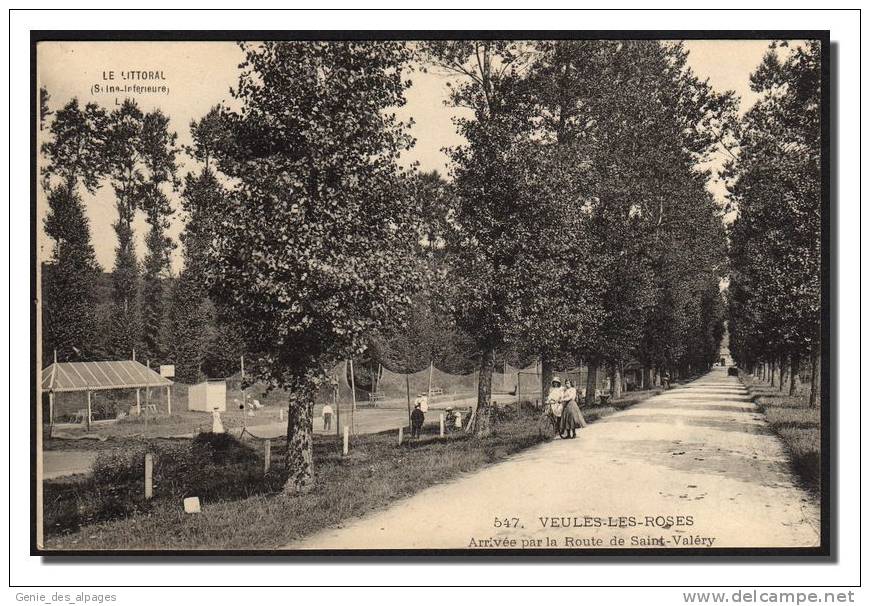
[205,41,423,493]
[370,170,478,376]
[166,108,227,383]
[726,41,823,405]
[40,97,107,364]
[40,95,179,365]
[101,100,179,360]
[139,109,179,361]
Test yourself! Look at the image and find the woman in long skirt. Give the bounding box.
[560,380,586,438]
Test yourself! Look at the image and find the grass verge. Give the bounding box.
[740,371,820,495]
[43,389,661,551]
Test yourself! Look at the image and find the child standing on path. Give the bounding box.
[411,402,425,438]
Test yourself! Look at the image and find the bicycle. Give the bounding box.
[536,403,571,440]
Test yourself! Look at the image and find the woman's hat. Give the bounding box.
[551,376,562,384]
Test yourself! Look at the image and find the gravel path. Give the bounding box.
[286,367,820,550]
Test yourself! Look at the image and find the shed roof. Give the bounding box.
[42,360,173,393]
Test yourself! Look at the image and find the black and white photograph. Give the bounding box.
[31,31,828,555]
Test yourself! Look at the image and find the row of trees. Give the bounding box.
[725,41,823,406]
[420,41,731,432]
[40,92,242,379]
[198,40,731,492]
[42,40,737,494]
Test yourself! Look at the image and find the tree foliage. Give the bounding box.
[726,41,822,404]
[205,41,423,492]
[40,98,107,363]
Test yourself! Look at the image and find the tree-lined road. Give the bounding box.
[287,368,820,550]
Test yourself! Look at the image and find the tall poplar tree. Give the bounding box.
[41,98,107,363]
[104,100,146,358]
[139,109,179,361]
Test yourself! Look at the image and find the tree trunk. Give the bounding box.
[642,367,651,390]
[778,354,787,392]
[283,383,315,495]
[611,361,623,399]
[472,346,496,437]
[585,360,599,407]
[810,344,821,408]
[540,358,554,410]
[769,361,775,387]
[789,351,800,396]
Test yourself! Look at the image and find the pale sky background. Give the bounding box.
[36,39,779,274]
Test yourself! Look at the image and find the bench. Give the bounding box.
[368,391,385,403]
[429,387,444,397]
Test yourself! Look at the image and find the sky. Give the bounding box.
[36,39,776,273]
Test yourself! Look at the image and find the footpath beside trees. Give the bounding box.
[725,42,822,406]
[205,41,424,493]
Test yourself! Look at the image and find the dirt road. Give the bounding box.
[42,450,98,480]
[287,367,820,550]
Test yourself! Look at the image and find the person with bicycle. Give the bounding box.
[547,376,565,431]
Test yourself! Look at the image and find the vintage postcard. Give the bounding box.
[32,32,829,554]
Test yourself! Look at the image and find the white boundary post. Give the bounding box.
[349,359,357,435]
[86,390,92,431]
[144,453,153,500]
[427,360,434,407]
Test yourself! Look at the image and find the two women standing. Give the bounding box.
[546,376,588,439]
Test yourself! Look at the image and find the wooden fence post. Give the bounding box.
[144,453,153,500]
[86,391,92,432]
[264,439,271,474]
[398,426,403,445]
[343,425,349,456]
[48,392,54,437]
[439,413,445,437]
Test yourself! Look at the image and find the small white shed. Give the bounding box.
[187,379,227,412]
